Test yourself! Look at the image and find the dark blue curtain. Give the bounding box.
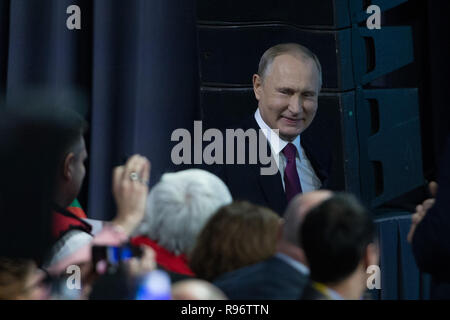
[0,0,200,220]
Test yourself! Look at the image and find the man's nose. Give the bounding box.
[288,95,302,115]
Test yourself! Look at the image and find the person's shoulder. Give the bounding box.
[215,257,308,300]
[214,256,297,284]
[215,260,266,281]
[266,256,309,281]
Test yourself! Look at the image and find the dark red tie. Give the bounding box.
[282,143,303,203]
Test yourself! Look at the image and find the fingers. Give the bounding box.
[124,155,144,181]
[422,198,435,211]
[415,204,423,213]
[407,224,416,243]
[112,166,125,195]
[411,212,421,224]
[408,181,438,244]
[140,246,156,271]
[408,212,422,243]
[126,246,156,276]
[429,181,438,198]
[124,155,150,186]
[114,154,150,187]
[111,154,150,236]
[140,160,151,185]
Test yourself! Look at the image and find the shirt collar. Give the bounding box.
[254,109,301,157]
[274,252,310,276]
[326,287,345,300]
[312,281,345,300]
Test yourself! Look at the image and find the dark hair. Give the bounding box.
[189,201,280,281]
[300,193,375,284]
[0,101,87,264]
[4,90,88,160]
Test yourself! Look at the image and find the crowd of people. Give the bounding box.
[0,42,447,300]
[0,97,379,300]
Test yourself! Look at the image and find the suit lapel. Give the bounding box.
[242,115,287,215]
[256,163,287,216]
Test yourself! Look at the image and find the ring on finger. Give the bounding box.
[129,172,140,182]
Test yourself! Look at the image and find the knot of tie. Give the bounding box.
[282,143,297,161]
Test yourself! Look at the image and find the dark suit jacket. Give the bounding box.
[412,135,450,299]
[213,255,309,300]
[205,115,331,216]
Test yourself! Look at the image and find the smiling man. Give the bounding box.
[254,48,322,142]
[208,43,330,215]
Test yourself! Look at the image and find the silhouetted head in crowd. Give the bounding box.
[172,279,227,300]
[135,169,232,256]
[0,97,87,264]
[50,108,88,209]
[189,201,281,281]
[0,108,68,262]
[5,90,88,210]
[279,190,333,263]
[300,193,378,299]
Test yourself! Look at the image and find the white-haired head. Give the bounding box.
[135,169,232,256]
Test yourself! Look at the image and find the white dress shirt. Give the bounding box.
[255,109,322,192]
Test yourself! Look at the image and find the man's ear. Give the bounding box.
[63,152,75,181]
[364,243,379,269]
[253,74,263,101]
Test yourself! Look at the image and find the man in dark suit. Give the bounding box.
[300,193,378,300]
[208,43,330,216]
[213,190,332,299]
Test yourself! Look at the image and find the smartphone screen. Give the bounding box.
[92,244,142,274]
[106,246,134,264]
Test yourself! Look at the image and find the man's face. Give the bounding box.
[253,54,321,141]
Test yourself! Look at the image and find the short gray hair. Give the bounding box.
[258,43,322,87]
[135,169,232,255]
[282,190,333,245]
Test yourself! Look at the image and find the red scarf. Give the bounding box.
[131,236,194,276]
[52,206,92,241]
